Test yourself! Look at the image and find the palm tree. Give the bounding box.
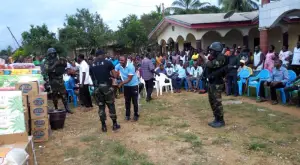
[218,0,259,12]
[166,0,209,14]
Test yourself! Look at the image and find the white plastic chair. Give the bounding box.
[153,79,159,97]
[156,73,173,95]
[139,77,147,98]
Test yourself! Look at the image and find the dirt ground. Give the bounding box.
[35,92,300,165]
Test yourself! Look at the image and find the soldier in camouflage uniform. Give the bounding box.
[90,50,120,132]
[206,42,227,128]
[42,48,72,113]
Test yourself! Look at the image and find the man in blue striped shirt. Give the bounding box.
[258,60,289,105]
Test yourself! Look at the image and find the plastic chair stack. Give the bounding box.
[238,69,251,96]
[64,80,77,107]
[247,69,270,97]
[155,74,173,95]
[276,70,297,104]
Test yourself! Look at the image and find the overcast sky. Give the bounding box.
[0,0,218,50]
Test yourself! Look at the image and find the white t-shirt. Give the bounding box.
[190,66,203,78]
[254,51,263,70]
[166,67,174,77]
[279,50,292,66]
[79,60,90,85]
[180,55,186,64]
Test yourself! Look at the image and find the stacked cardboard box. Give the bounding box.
[29,92,50,143]
[16,81,50,143]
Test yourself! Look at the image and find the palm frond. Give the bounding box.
[247,0,259,10]
[191,1,210,9]
[171,0,186,9]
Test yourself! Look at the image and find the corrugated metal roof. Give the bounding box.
[166,11,259,25]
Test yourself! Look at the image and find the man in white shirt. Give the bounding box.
[253,46,263,71]
[78,54,93,110]
[187,62,203,92]
[279,45,292,68]
[291,41,300,75]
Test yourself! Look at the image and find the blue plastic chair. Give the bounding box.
[64,80,77,107]
[247,69,270,97]
[238,69,251,96]
[276,70,297,104]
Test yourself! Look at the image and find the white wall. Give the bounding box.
[259,0,300,28]
[288,23,300,51]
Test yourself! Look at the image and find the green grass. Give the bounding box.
[80,135,97,142]
[224,102,300,133]
[64,147,80,158]
[141,115,171,126]
[176,132,202,150]
[174,122,190,128]
[84,140,154,165]
[248,142,267,151]
[212,136,231,145]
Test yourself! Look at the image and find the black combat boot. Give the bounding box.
[101,121,107,132]
[63,102,73,114]
[112,120,121,131]
[209,116,225,128]
[208,114,217,127]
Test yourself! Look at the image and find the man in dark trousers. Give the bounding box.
[226,49,240,96]
[140,53,160,102]
[206,42,227,128]
[77,54,93,111]
[115,56,140,121]
[90,50,120,132]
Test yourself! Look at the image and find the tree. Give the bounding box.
[59,8,112,56]
[200,5,222,13]
[116,15,148,52]
[218,0,259,12]
[21,24,58,56]
[166,0,209,14]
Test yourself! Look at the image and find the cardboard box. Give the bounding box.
[0,136,37,165]
[31,118,49,130]
[28,92,48,107]
[22,95,28,107]
[29,106,47,119]
[32,128,49,143]
[15,81,39,96]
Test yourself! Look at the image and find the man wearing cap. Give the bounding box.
[90,50,121,132]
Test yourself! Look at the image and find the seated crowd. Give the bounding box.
[63,41,300,109]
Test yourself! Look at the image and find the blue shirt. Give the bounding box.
[177,66,187,78]
[268,66,289,84]
[111,59,119,66]
[115,63,139,86]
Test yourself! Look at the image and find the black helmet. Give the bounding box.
[47,48,56,55]
[209,42,223,52]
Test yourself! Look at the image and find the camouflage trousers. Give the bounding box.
[50,79,68,109]
[208,84,224,118]
[93,84,117,122]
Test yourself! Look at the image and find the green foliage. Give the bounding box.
[12,48,25,59]
[115,14,148,52]
[21,24,58,56]
[218,0,259,12]
[59,8,112,55]
[166,0,210,14]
